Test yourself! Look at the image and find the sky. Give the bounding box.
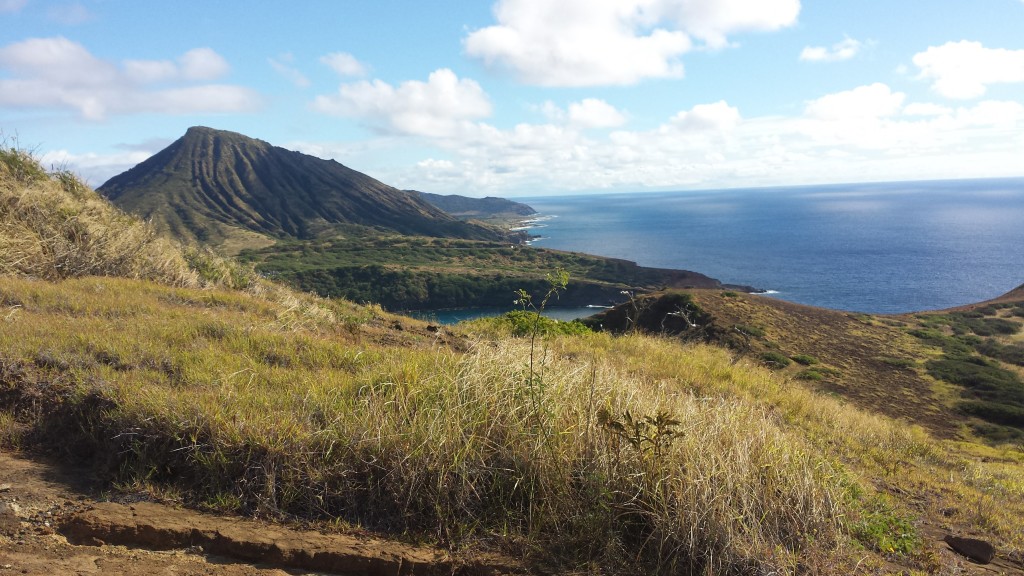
[1,0,1023,197]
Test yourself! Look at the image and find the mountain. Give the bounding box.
[413,191,536,219]
[98,127,506,251]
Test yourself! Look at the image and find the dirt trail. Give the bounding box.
[0,451,522,576]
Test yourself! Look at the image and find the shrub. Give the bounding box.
[733,324,765,338]
[960,401,1024,428]
[760,351,792,369]
[977,340,1024,367]
[796,369,825,381]
[496,310,591,337]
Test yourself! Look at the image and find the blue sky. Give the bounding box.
[1,0,1023,196]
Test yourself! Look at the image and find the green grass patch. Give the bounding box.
[852,496,921,556]
[733,323,765,338]
[483,310,592,337]
[759,351,792,369]
[796,369,825,381]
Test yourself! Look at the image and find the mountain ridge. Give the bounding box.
[98,127,508,251]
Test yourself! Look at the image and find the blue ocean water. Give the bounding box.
[521,178,1024,314]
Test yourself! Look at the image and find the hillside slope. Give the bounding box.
[98,127,507,251]
[2,148,1023,574]
[414,190,536,218]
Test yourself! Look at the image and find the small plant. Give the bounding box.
[760,351,792,369]
[597,408,681,458]
[852,496,921,556]
[513,268,571,435]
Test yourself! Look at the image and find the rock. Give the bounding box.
[943,534,996,564]
[0,502,20,536]
[0,483,12,492]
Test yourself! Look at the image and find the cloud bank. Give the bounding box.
[464,0,800,86]
[0,37,262,120]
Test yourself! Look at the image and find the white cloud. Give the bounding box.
[464,0,798,86]
[670,100,741,130]
[567,99,627,128]
[269,53,310,88]
[0,37,260,120]
[804,83,905,120]
[0,0,26,13]
[652,0,801,49]
[311,68,491,137]
[177,47,230,81]
[39,148,154,186]
[323,87,1024,195]
[901,102,952,117]
[320,52,366,77]
[800,37,862,62]
[913,40,1024,99]
[123,48,229,83]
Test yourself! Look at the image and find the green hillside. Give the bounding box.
[2,148,1023,574]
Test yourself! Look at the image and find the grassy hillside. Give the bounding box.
[2,148,1023,574]
[586,289,1024,444]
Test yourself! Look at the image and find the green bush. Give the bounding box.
[959,401,1024,427]
[947,313,1022,337]
[733,324,765,338]
[796,369,825,381]
[493,310,592,337]
[759,351,792,369]
[976,340,1024,367]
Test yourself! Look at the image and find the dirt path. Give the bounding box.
[0,451,521,576]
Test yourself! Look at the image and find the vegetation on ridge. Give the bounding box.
[2,148,1024,574]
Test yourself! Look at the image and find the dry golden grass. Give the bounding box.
[0,275,852,574]
[2,145,1023,574]
[0,147,201,286]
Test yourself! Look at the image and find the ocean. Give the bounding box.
[520,178,1024,314]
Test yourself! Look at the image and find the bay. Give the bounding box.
[409,306,604,324]
[521,178,1024,314]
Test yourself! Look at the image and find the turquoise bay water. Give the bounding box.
[521,178,1024,314]
[409,306,607,325]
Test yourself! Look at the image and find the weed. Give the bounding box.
[597,408,681,458]
[852,496,921,556]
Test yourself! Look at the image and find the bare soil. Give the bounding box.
[0,451,522,576]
